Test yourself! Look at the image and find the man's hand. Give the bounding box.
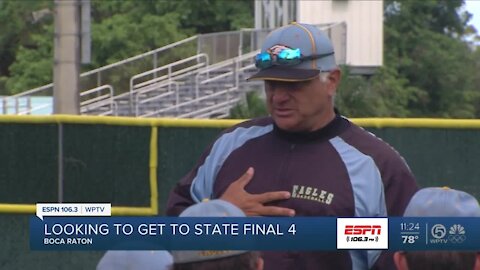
[220,167,295,217]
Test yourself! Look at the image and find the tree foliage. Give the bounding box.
[336,66,421,117]
[230,90,268,119]
[375,0,480,118]
[335,0,480,118]
[0,0,479,118]
[0,0,52,94]
[0,0,253,94]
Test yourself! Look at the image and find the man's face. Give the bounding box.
[264,70,340,132]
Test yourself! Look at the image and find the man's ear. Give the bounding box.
[256,257,264,270]
[326,69,341,95]
[474,253,480,270]
[393,251,409,270]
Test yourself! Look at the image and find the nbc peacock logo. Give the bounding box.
[448,224,466,244]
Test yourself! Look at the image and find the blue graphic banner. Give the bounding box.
[29,216,480,250]
[30,217,335,250]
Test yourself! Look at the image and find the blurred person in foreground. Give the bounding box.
[394,187,480,270]
[97,250,172,270]
[171,199,263,270]
[167,22,418,270]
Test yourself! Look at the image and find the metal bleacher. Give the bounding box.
[0,23,346,118]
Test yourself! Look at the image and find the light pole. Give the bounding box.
[53,0,80,114]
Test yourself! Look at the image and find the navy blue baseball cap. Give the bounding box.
[248,22,337,82]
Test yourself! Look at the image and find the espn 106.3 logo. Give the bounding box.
[337,218,388,249]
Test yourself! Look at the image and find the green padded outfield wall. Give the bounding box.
[0,121,155,269]
[0,123,58,204]
[1,116,480,269]
[155,126,480,211]
[62,124,151,206]
[156,127,224,214]
[368,127,480,198]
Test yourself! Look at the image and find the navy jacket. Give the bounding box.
[167,115,418,270]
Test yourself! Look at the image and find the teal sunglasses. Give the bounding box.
[255,48,334,69]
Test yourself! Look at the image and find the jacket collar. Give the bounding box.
[273,110,349,143]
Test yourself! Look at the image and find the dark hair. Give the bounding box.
[172,251,260,270]
[404,251,476,270]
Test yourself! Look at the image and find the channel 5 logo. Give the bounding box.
[337,218,388,249]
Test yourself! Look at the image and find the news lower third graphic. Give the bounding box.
[30,203,480,250]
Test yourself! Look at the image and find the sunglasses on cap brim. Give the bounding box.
[255,48,334,69]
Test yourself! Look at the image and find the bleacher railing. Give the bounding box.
[3,23,347,117]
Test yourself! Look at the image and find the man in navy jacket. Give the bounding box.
[167,22,418,270]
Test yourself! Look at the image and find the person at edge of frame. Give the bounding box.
[394,187,480,270]
[171,199,263,270]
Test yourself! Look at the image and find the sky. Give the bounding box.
[465,0,480,33]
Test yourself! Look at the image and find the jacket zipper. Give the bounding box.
[277,143,296,187]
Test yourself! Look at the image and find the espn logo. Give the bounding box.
[345,225,382,235]
[337,218,388,249]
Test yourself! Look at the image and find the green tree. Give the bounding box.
[337,0,480,118]
[89,0,191,66]
[230,90,268,119]
[170,0,254,34]
[382,0,479,117]
[336,66,421,117]
[5,25,53,93]
[471,47,480,116]
[2,0,254,95]
[0,0,52,94]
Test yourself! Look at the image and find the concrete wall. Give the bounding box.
[298,0,383,73]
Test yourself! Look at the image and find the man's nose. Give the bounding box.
[271,86,290,102]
